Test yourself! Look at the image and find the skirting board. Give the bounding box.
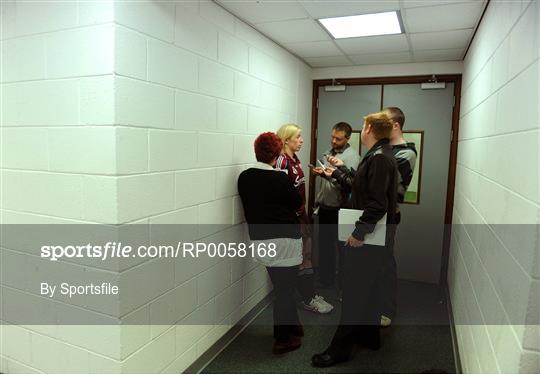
[444,283,463,374]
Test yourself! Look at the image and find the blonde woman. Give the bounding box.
[276,124,333,314]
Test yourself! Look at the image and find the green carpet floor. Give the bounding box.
[203,280,456,374]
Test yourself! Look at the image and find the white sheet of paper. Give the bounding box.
[338,209,387,246]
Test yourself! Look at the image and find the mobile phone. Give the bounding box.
[308,164,315,168]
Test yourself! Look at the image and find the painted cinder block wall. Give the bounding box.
[449,1,539,373]
[1,1,312,373]
[1,1,121,373]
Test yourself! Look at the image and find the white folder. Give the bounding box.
[338,209,387,246]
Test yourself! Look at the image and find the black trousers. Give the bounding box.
[317,206,339,286]
[381,213,400,319]
[297,267,315,304]
[329,244,386,353]
[266,265,301,342]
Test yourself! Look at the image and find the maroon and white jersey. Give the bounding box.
[276,153,306,215]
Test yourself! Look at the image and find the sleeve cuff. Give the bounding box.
[352,227,365,241]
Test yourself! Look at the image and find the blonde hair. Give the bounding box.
[276,123,301,148]
[363,111,393,140]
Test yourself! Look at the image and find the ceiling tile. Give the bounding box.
[301,0,400,19]
[404,2,484,32]
[336,34,409,54]
[215,0,485,68]
[412,48,464,61]
[283,41,342,58]
[256,19,330,43]
[410,29,473,50]
[216,1,309,24]
[349,51,412,65]
[304,55,352,68]
[402,0,482,9]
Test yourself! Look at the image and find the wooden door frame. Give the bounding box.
[309,74,462,286]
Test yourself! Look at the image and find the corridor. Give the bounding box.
[202,280,456,373]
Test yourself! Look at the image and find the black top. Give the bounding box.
[238,166,302,240]
[332,139,398,241]
[392,142,417,204]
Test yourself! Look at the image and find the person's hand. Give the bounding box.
[345,235,364,247]
[322,166,335,177]
[325,155,344,167]
[311,166,324,175]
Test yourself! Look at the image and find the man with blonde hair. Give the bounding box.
[324,108,418,328]
[312,111,398,367]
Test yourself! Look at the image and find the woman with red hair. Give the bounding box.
[238,132,305,355]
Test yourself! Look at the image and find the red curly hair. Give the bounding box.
[254,132,283,164]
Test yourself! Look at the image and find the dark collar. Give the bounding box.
[364,138,390,159]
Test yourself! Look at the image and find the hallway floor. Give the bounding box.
[203,280,456,373]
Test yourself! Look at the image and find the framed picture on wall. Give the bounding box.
[350,130,362,155]
[402,130,424,204]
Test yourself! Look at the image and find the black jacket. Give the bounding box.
[331,139,398,241]
[238,165,302,240]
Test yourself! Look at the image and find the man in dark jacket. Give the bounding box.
[323,108,418,328]
[312,111,398,368]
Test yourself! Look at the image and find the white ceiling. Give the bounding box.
[215,0,486,68]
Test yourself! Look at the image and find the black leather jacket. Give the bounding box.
[331,139,398,241]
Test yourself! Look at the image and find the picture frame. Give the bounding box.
[350,130,362,155]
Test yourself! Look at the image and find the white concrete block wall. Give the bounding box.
[111,0,312,369]
[450,1,540,373]
[0,0,125,372]
[2,0,312,373]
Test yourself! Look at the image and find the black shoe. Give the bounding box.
[311,349,349,368]
[273,336,302,355]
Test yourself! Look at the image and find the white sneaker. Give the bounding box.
[380,315,392,327]
[302,295,334,314]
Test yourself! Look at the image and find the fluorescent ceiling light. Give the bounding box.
[319,11,402,39]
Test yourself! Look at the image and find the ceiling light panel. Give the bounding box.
[319,11,402,39]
